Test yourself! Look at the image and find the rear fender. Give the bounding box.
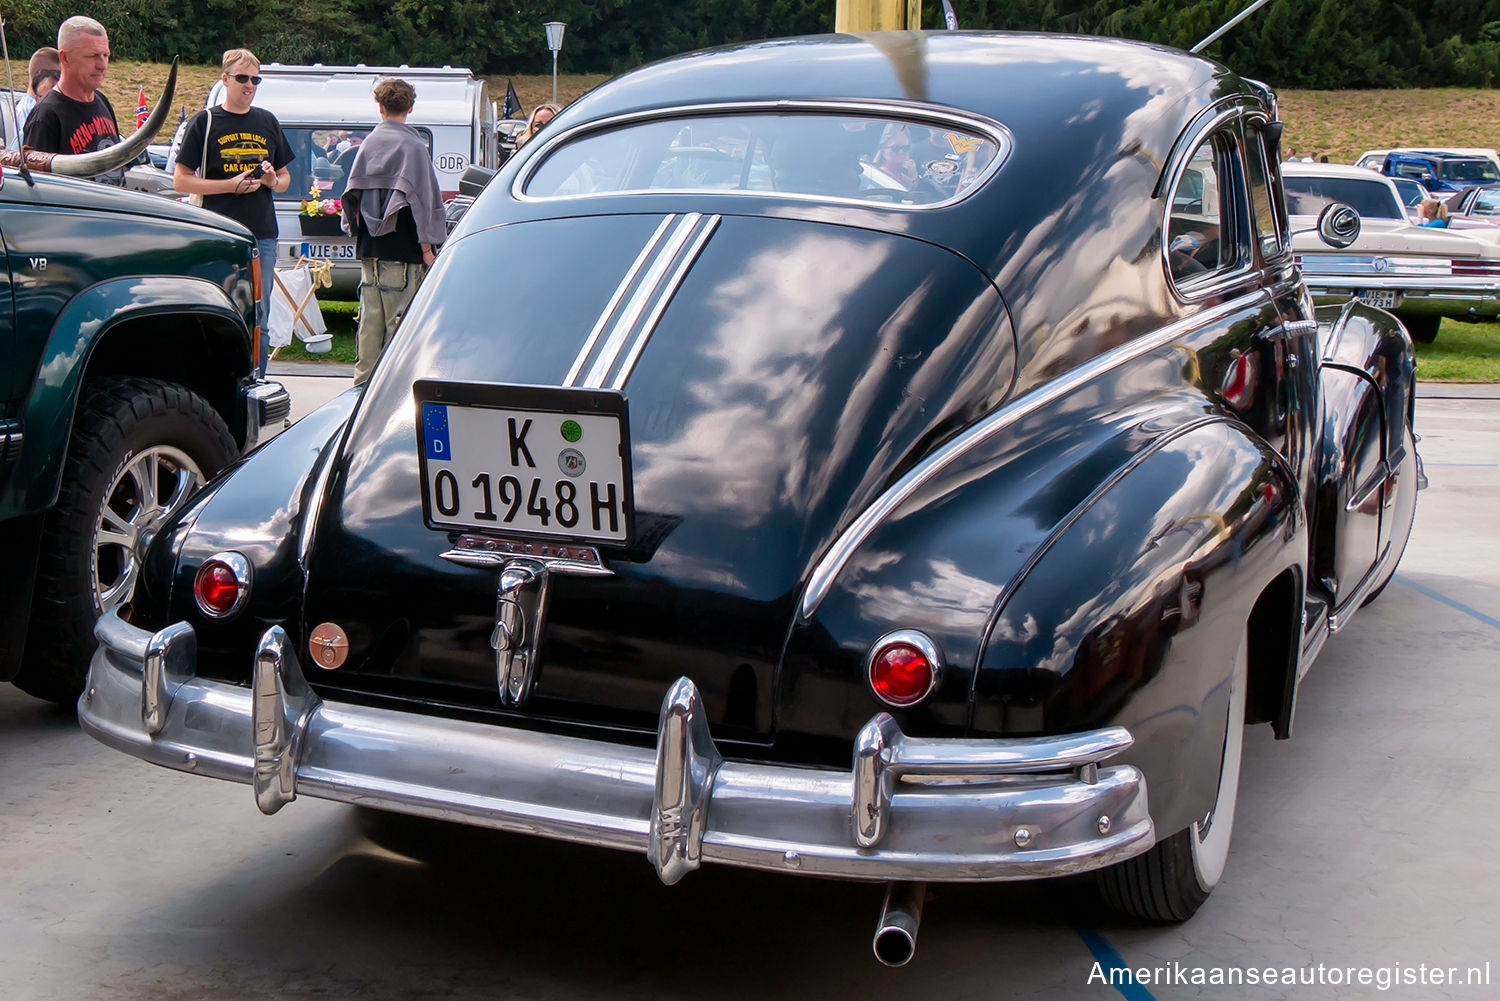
[131,388,361,679]
[973,420,1305,839]
[11,276,254,519]
[783,377,1249,751]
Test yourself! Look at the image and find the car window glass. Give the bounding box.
[1391,178,1424,207]
[1283,176,1404,220]
[1473,189,1500,215]
[1243,126,1284,260]
[1438,159,1500,182]
[524,113,1001,206]
[274,126,434,202]
[1168,138,1230,283]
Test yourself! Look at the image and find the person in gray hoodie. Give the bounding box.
[341,77,445,386]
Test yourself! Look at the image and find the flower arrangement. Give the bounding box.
[300,184,341,218]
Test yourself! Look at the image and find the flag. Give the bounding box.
[501,78,521,120]
[135,85,148,131]
[940,0,959,29]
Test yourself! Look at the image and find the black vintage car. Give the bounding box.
[82,33,1420,965]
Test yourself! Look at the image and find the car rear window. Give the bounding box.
[1283,176,1404,220]
[273,126,434,202]
[522,112,1002,206]
[1437,159,1500,182]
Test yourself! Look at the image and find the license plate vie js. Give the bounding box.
[301,241,357,260]
[415,382,634,547]
[1358,289,1398,309]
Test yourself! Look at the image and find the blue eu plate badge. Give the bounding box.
[423,403,451,460]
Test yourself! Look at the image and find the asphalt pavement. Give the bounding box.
[0,392,1495,1001]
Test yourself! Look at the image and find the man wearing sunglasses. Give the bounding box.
[22,16,126,185]
[174,48,294,376]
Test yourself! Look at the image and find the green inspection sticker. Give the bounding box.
[560,419,583,443]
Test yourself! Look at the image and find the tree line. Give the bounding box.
[4,0,1498,87]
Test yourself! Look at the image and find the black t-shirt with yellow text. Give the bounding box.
[177,105,294,238]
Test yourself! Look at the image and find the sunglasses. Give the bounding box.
[228,73,263,85]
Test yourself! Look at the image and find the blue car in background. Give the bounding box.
[1382,150,1500,195]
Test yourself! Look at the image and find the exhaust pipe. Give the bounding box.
[872,881,925,967]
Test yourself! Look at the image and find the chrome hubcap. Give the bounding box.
[92,445,205,614]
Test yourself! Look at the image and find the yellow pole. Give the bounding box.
[835,0,920,32]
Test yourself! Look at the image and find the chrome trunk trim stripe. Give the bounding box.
[798,290,1266,619]
[578,213,716,389]
[563,214,678,387]
[611,214,720,390]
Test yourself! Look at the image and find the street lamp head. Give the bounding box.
[544,22,567,53]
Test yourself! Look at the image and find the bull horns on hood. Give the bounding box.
[1,56,177,178]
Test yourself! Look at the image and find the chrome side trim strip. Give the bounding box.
[611,215,719,390]
[563,214,677,386]
[798,291,1263,619]
[581,212,706,388]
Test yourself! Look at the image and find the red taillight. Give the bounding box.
[193,553,251,618]
[867,631,942,708]
[1451,258,1500,277]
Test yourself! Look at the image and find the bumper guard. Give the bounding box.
[82,611,1154,883]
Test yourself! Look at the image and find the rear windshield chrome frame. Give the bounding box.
[511,99,1013,211]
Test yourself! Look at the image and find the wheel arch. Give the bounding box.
[1244,565,1302,739]
[15,276,254,519]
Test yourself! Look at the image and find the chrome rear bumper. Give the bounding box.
[81,610,1154,883]
[242,378,292,450]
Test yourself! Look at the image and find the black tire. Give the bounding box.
[1097,633,1247,922]
[1362,425,1419,607]
[13,378,236,705]
[1397,314,1440,344]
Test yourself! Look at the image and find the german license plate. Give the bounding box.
[414,381,633,547]
[1358,289,1398,309]
[301,241,356,260]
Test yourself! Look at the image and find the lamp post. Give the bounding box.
[544,21,566,106]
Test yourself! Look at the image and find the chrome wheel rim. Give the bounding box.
[92,445,205,614]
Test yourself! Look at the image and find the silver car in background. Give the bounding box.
[1285,162,1500,342]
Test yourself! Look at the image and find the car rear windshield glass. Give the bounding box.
[272,126,434,202]
[1438,159,1500,182]
[1283,176,1404,220]
[523,113,1001,205]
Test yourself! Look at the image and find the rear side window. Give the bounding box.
[1243,125,1286,261]
[1168,136,1241,285]
[523,112,1002,206]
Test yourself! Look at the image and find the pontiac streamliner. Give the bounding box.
[81,32,1421,965]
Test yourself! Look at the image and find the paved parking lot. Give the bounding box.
[1,384,1495,1001]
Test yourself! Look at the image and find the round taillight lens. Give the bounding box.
[193,553,251,618]
[867,631,942,707]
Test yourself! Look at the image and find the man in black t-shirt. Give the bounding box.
[22,16,125,186]
[173,48,294,377]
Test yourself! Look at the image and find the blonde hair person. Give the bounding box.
[517,102,560,148]
[172,46,295,375]
[1416,198,1450,228]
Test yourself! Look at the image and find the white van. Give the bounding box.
[179,64,499,293]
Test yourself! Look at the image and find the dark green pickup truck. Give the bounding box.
[0,77,290,705]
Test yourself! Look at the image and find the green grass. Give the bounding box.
[1414,319,1500,382]
[271,298,358,363]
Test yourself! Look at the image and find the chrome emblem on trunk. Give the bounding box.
[308,622,349,670]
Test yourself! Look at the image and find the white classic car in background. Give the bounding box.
[1285,162,1500,343]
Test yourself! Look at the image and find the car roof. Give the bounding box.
[1284,162,1394,181]
[564,32,1224,133]
[213,64,486,126]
